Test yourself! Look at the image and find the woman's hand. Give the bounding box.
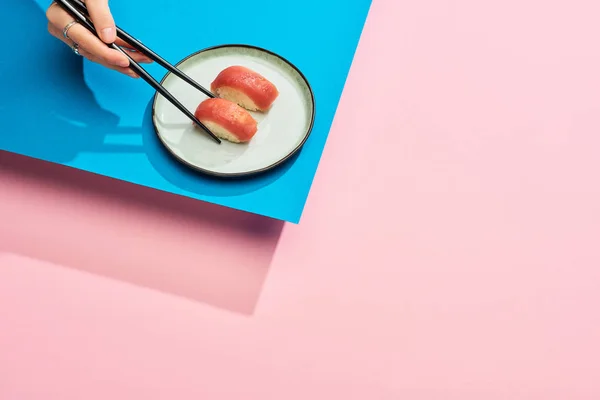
[46,1,152,78]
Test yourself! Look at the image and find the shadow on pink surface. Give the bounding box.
[0,151,284,315]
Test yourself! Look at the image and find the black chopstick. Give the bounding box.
[68,0,216,99]
[55,0,221,144]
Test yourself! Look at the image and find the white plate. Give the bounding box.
[152,44,315,178]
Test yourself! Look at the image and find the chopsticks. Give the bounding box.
[55,0,222,144]
[68,0,216,100]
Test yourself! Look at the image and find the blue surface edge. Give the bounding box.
[1,0,372,224]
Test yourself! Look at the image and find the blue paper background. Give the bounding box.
[1,0,371,223]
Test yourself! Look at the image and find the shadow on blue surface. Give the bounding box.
[1,0,295,198]
[0,0,143,163]
[0,0,285,314]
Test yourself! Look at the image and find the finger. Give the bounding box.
[48,21,140,78]
[48,21,73,47]
[114,38,141,53]
[121,47,154,64]
[52,24,151,64]
[112,37,154,63]
[47,5,129,68]
[79,48,140,78]
[77,2,143,52]
[85,0,115,43]
[115,37,132,49]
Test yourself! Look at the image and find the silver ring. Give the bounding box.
[72,42,81,56]
[63,20,78,40]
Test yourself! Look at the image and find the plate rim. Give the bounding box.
[151,43,316,179]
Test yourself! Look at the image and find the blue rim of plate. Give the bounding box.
[151,43,316,179]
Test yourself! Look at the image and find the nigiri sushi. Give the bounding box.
[211,66,279,112]
[194,98,258,144]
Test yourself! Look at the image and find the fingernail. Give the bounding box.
[101,27,116,43]
[118,59,129,68]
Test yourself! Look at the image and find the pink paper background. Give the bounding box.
[2,0,600,398]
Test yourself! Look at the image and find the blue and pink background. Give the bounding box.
[2,0,600,398]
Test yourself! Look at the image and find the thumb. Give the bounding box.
[86,0,116,43]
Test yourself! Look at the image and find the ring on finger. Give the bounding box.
[63,20,79,40]
[72,42,81,56]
